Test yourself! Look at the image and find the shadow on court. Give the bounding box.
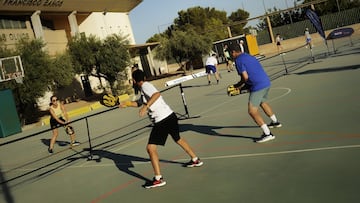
[180,123,257,140]
[295,64,360,75]
[72,150,152,182]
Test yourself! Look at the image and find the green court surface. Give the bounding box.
[1,37,360,203]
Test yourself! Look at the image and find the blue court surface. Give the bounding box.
[1,36,360,203]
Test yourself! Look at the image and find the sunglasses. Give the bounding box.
[52,99,58,102]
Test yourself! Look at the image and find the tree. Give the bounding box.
[0,41,14,58]
[68,33,131,94]
[228,9,250,36]
[50,52,75,89]
[0,38,77,124]
[147,33,166,43]
[150,6,253,72]
[68,34,101,74]
[303,0,360,15]
[261,7,286,28]
[0,39,53,124]
[169,6,230,42]
[154,28,212,72]
[14,39,53,101]
[97,34,131,87]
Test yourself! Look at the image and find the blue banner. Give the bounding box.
[305,9,325,40]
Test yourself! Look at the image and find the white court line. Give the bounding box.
[65,144,360,168]
[268,87,292,103]
[16,144,360,171]
[199,87,291,117]
[193,144,360,161]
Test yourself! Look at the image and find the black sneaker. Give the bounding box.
[71,141,80,147]
[48,148,53,154]
[255,133,275,143]
[143,177,166,189]
[268,121,282,128]
[184,158,204,168]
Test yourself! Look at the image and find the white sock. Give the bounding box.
[155,175,162,180]
[261,124,271,135]
[192,157,198,162]
[270,115,277,123]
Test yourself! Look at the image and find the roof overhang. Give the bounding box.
[128,42,160,50]
[0,0,142,13]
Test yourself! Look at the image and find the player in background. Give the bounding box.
[229,44,282,143]
[304,28,313,49]
[223,44,234,72]
[48,96,80,154]
[239,40,245,53]
[120,69,203,188]
[205,53,220,85]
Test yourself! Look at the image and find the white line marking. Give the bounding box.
[199,87,291,117]
[191,144,360,161]
[15,144,360,171]
[268,87,292,103]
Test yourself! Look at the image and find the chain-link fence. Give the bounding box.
[255,7,360,45]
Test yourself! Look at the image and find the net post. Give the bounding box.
[85,117,93,160]
[179,83,190,119]
[177,83,200,120]
[280,53,288,75]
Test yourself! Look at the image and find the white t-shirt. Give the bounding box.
[205,56,218,66]
[276,36,281,43]
[141,81,173,123]
[239,44,244,53]
[223,49,230,58]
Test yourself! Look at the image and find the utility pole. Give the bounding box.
[285,0,293,24]
[262,0,267,13]
[336,0,340,12]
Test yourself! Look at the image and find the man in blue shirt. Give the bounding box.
[229,44,282,143]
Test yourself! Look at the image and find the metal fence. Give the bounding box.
[256,7,360,45]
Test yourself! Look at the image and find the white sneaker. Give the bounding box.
[71,141,80,146]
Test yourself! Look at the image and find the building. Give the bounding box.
[1,0,142,53]
[1,0,167,108]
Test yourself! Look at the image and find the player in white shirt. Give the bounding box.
[205,53,220,85]
[120,69,203,189]
[304,28,312,49]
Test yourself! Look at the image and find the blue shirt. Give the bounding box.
[234,53,271,92]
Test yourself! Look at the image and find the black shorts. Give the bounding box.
[50,117,65,129]
[148,113,180,146]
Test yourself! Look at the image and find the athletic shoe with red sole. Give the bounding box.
[184,158,204,168]
[144,177,166,189]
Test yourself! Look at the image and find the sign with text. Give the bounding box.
[0,0,141,12]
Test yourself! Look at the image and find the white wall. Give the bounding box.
[78,12,136,43]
